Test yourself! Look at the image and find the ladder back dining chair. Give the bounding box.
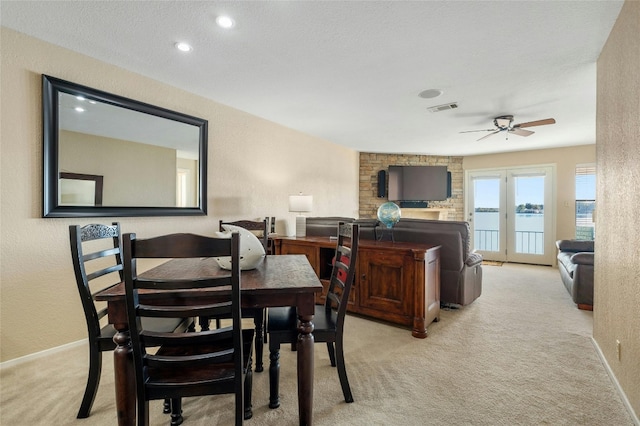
[69,223,190,419]
[266,222,360,408]
[122,231,254,426]
[203,218,269,372]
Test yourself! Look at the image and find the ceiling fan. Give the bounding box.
[460,115,556,141]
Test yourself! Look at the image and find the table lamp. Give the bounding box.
[289,193,313,237]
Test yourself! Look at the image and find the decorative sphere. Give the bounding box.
[377,202,401,229]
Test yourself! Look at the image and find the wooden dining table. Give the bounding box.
[95,254,322,426]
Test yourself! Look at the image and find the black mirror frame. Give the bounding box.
[42,75,207,218]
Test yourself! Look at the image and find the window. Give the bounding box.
[575,164,596,240]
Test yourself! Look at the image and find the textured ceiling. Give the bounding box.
[0,1,624,156]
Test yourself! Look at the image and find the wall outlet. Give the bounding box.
[616,339,621,360]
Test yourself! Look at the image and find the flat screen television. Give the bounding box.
[388,165,449,201]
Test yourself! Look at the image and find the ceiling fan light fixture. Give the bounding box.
[418,89,443,99]
[494,115,513,129]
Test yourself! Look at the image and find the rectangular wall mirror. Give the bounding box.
[42,75,208,217]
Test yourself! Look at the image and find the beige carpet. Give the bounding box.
[1,263,634,425]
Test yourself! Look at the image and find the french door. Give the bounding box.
[466,166,555,265]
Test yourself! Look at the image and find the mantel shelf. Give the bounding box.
[401,208,454,220]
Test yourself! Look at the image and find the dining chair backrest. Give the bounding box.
[69,222,121,418]
[266,221,359,408]
[122,231,252,425]
[220,218,269,251]
[70,222,122,344]
[267,217,277,254]
[325,222,359,332]
[217,218,269,371]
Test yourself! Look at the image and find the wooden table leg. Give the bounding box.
[113,324,135,426]
[297,313,314,426]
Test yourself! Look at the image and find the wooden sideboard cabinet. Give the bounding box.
[274,236,441,338]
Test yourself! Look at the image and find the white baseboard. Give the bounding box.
[0,339,85,371]
[591,337,640,425]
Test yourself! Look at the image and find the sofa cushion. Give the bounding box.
[305,217,355,237]
[556,239,594,253]
[354,219,378,240]
[571,252,594,265]
[557,252,577,277]
[392,228,464,271]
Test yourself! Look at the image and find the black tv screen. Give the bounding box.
[388,165,449,201]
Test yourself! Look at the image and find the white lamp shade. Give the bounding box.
[289,194,313,212]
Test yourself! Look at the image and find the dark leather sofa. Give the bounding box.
[305,217,483,306]
[555,239,594,310]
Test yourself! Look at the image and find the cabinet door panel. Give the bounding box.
[358,250,412,315]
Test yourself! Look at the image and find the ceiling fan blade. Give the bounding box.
[459,129,495,134]
[477,130,501,141]
[509,128,534,137]
[514,118,556,128]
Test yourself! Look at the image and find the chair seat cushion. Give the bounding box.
[267,306,337,336]
[151,329,254,386]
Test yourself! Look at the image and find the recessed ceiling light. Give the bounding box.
[419,89,444,99]
[216,15,235,29]
[175,42,193,52]
[75,107,85,113]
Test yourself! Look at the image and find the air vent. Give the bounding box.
[427,102,458,113]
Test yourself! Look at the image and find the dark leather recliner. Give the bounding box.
[556,239,594,310]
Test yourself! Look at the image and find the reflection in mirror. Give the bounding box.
[59,172,103,206]
[43,75,208,217]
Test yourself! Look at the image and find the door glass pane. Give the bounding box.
[513,175,545,254]
[473,177,500,252]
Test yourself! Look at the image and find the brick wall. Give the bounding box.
[359,153,464,220]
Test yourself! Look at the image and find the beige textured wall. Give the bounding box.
[0,28,359,362]
[594,0,640,417]
[463,145,596,242]
[359,153,463,220]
